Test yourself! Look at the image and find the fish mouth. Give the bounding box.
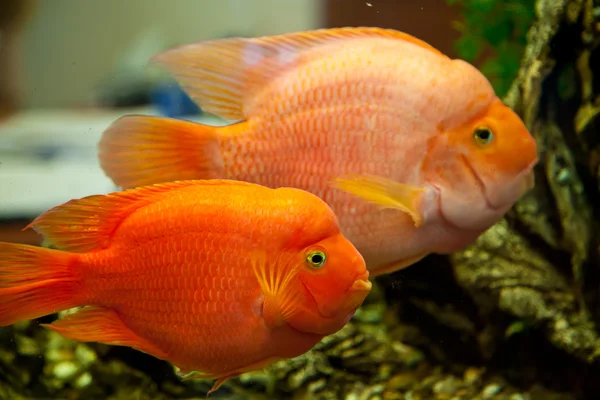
[521,161,537,191]
[300,270,371,320]
[459,155,537,210]
[459,155,499,211]
[349,271,372,293]
[342,274,372,325]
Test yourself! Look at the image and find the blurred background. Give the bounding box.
[14,0,462,110]
[0,0,516,244]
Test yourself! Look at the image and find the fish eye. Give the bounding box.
[473,126,494,146]
[306,250,327,268]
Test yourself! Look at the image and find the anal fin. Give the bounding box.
[207,374,238,397]
[177,356,282,397]
[42,306,168,360]
[370,253,429,277]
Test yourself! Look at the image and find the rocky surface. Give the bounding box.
[450,0,600,375]
[0,284,576,399]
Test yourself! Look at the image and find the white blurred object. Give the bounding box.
[0,107,227,218]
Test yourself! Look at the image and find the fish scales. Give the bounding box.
[97,27,538,276]
[0,180,371,394]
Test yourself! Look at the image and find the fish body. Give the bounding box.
[98,27,539,276]
[0,180,370,394]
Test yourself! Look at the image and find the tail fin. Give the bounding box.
[0,243,81,326]
[98,115,236,188]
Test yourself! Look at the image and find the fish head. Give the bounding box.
[423,98,538,230]
[288,232,372,336]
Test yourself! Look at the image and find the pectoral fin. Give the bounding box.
[250,250,303,328]
[333,174,426,227]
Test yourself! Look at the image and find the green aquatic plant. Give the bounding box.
[447,0,536,97]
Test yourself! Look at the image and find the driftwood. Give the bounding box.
[452,0,600,378]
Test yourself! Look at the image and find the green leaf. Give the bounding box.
[449,0,535,97]
[505,320,532,337]
[454,35,484,61]
[470,0,497,14]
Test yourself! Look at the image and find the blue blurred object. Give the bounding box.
[150,82,201,118]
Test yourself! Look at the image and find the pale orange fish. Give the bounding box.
[98,27,538,277]
[0,180,371,395]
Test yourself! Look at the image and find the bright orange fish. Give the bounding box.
[98,27,538,277]
[0,180,371,395]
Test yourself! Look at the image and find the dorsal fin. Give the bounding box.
[24,180,256,253]
[152,27,443,120]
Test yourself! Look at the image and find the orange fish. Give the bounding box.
[0,180,371,395]
[98,27,538,277]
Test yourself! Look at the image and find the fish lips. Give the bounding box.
[486,159,538,210]
[302,270,372,320]
[461,154,537,212]
[349,271,372,292]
